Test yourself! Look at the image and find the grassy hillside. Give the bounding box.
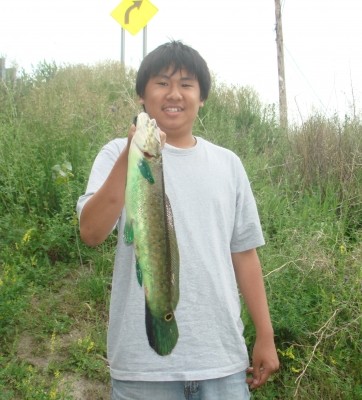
[0,61,361,399]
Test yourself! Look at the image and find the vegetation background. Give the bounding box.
[0,61,361,399]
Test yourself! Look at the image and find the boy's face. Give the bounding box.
[139,66,204,140]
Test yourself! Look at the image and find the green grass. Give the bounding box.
[0,61,361,399]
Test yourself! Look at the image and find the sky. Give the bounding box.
[1,0,362,124]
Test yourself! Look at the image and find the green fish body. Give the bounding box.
[124,112,179,356]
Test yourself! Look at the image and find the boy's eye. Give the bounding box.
[157,81,168,86]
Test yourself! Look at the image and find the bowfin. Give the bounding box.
[137,158,154,184]
[145,302,179,356]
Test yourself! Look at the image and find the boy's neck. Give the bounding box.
[166,134,197,149]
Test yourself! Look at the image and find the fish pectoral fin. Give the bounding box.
[123,220,134,244]
[137,158,155,184]
[136,258,143,286]
[145,302,178,356]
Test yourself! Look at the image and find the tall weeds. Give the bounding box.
[0,62,361,399]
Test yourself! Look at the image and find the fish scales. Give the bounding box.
[124,112,180,356]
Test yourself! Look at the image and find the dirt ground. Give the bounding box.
[16,332,111,400]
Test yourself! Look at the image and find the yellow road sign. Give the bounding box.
[111,0,158,36]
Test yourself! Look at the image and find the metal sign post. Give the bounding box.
[111,0,158,63]
[143,26,147,58]
[121,28,126,65]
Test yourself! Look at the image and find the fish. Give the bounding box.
[124,112,180,356]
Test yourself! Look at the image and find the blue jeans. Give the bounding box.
[111,370,250,400]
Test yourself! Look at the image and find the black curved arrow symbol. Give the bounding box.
[125,0,143,24]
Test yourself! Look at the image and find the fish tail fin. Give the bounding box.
[145,302,178,356]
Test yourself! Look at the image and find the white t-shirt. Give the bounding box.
[77,136,265,381]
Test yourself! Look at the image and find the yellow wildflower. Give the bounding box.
[329,356,337,365]
[87,341,95,353]
[278,346,295,360]
[50,331,57,354]
[22,228,35,244]
[30,255,37,267]
[340,244,347,255]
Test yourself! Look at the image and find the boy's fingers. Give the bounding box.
[246,367,253,381]
[246,366,270,389]
[252,367,261,388]
[159,130,166,148]
[128,123,136,137]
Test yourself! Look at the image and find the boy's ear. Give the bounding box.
[139,98,146,112]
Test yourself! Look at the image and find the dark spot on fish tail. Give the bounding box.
[137,158,154,184]
[145,303,178,356]
[164,312,174,322]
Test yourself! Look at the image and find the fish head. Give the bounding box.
[132,112,161,158]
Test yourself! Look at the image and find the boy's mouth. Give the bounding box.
[163,107,182,113]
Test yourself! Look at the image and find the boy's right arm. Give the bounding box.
[79,125,135,247]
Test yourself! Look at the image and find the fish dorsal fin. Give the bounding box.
[165,195,180,309]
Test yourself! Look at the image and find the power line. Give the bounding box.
[284,45,328,112]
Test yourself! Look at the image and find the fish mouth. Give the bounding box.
[143,151,154,159]
[133,141,157,159]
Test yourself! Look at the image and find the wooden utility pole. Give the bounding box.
[274,0,288,129]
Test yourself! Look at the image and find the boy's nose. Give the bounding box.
[166,86,182,100]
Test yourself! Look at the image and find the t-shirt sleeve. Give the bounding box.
[230,158,265,253]
[76,138,127,219]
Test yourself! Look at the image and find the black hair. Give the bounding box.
[136,40,211,101]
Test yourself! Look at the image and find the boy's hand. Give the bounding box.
[126,123,136,150]
[159,129,166,148]
[246,335,279,389]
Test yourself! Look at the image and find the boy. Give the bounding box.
[77,40,279,400]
